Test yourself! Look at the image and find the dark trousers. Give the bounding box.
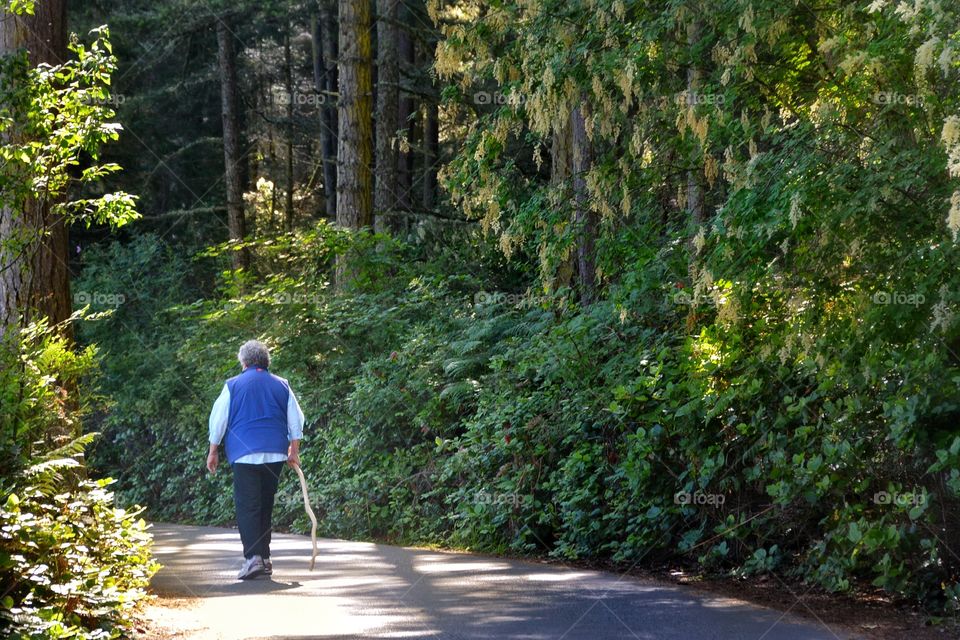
[232,461,284,559]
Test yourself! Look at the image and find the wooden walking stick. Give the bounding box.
[291,462,318,570]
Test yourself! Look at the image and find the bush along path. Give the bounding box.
[63,0,960,627]
[77,225,960,630]
[0,324,158,639]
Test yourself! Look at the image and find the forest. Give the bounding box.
[2,0,960,637]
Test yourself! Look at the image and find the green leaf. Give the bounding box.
[847,522,862,544]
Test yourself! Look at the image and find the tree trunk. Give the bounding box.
[284,29,295,232]
[317,0,339,219]
[571,103,597,306]
[311,12,336,219]
[336,0,374,286]
[396,16,416,210]
[248,40,263,235]
[374,0,400,232]
[548,114,574,291]
[216,16,249,270]
[336,0,374,232]
[0,0,70,337]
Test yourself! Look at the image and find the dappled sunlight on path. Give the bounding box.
[144,524,852,640]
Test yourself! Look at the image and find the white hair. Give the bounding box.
[238,340,270,369]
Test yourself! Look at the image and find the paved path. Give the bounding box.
[148,523,854,640]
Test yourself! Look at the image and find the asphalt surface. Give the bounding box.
[149,523,855,640]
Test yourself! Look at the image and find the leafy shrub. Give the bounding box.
[81,221,960,616]
[0,322,158,639]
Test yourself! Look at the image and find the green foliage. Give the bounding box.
[0,25,139,237]
[0,321,96,478]
[6,1,35,14]
[0,323,158,639]
[0,12,153,639]
[69,0,960,622]
[1,478,157,640]
[83,207,960,614]
[424,0,960,613]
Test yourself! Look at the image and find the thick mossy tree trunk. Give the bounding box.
[216,16,249,271]
[336,0,374,229]
[336,0,374,285]
[0,0,70,337]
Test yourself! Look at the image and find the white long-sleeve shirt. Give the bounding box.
[208,383,305,464]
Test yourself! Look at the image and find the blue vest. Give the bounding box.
[224,367,290,464]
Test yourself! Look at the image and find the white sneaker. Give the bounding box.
[237,555,265,580]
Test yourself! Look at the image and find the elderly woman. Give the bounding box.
[206,340,305,580]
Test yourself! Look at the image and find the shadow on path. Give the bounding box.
[147,523,855,640]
